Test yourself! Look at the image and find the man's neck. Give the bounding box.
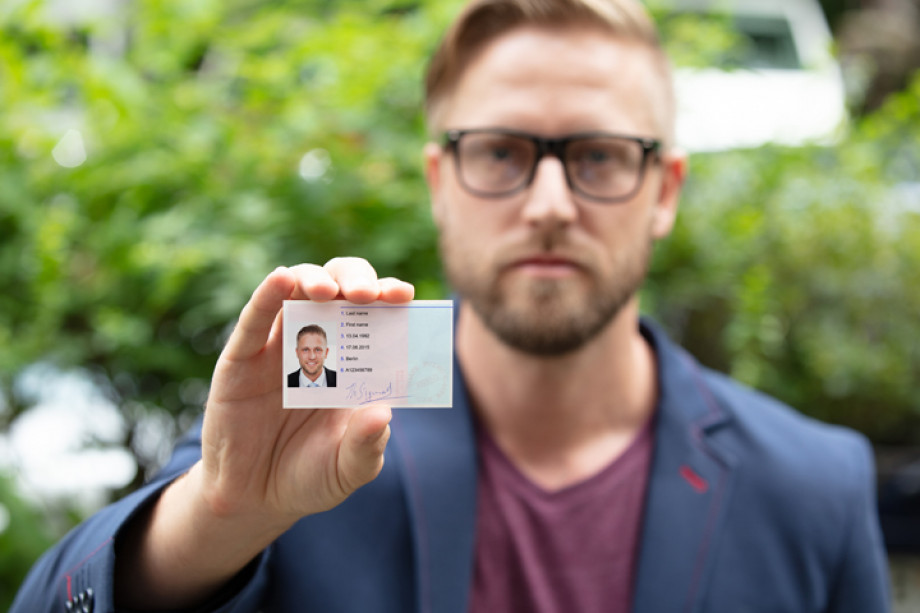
[456,299,657,491]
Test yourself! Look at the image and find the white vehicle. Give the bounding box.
[655,0,848,152]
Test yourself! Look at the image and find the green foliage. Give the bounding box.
[657,10,751,70]
[646,76,920,443]
[0,0,455,440]
[0,10,461,593]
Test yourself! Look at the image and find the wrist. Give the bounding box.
[184,461,299,553]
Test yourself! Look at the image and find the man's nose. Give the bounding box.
[520,156,578,226]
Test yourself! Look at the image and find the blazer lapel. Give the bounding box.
[391,357,479,613]
[633,322,737,613]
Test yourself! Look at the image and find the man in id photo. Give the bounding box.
[288,324,337,388]
[12,0,890,612]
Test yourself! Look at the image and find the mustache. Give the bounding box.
[495,233,593,270]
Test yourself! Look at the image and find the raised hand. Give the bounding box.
[202,258,414,522]
[115,258,414,610]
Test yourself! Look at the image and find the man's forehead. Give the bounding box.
[434,26,665,136]
[433,25,671,139]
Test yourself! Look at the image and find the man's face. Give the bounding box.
[425,25,685,356]
[297,332,329,380]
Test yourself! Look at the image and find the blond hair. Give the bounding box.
[424,0,674,143]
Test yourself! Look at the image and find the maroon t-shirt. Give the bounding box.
[468,418,654,613]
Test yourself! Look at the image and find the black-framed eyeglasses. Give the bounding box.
[443,128,661,203]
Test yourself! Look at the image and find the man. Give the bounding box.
[13,0,890,612]
[288,324,337,388]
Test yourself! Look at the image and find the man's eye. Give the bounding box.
[490,147,513,161]
[584,149,610,163]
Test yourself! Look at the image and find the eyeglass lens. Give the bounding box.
[455,132,648,201]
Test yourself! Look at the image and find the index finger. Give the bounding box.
[222,266,295,361]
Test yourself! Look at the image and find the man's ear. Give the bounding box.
[424,141,445,227]
[650,149,687,240]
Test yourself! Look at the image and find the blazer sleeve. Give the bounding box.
[10,421,272,613]
[827,434,891,613]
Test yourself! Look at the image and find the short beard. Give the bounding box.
[444,237,653,357]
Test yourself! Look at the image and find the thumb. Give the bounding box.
[337,404,392,494]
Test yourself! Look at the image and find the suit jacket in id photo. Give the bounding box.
[287,367,337,388]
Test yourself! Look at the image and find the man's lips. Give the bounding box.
[507,256,582,278]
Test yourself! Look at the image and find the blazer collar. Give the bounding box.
[633,319,737,613]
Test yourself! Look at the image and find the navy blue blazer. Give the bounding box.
[12,320,890,612]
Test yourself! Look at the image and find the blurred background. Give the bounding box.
[1,0,919,607]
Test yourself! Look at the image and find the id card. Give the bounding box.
[282,300,453,408]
